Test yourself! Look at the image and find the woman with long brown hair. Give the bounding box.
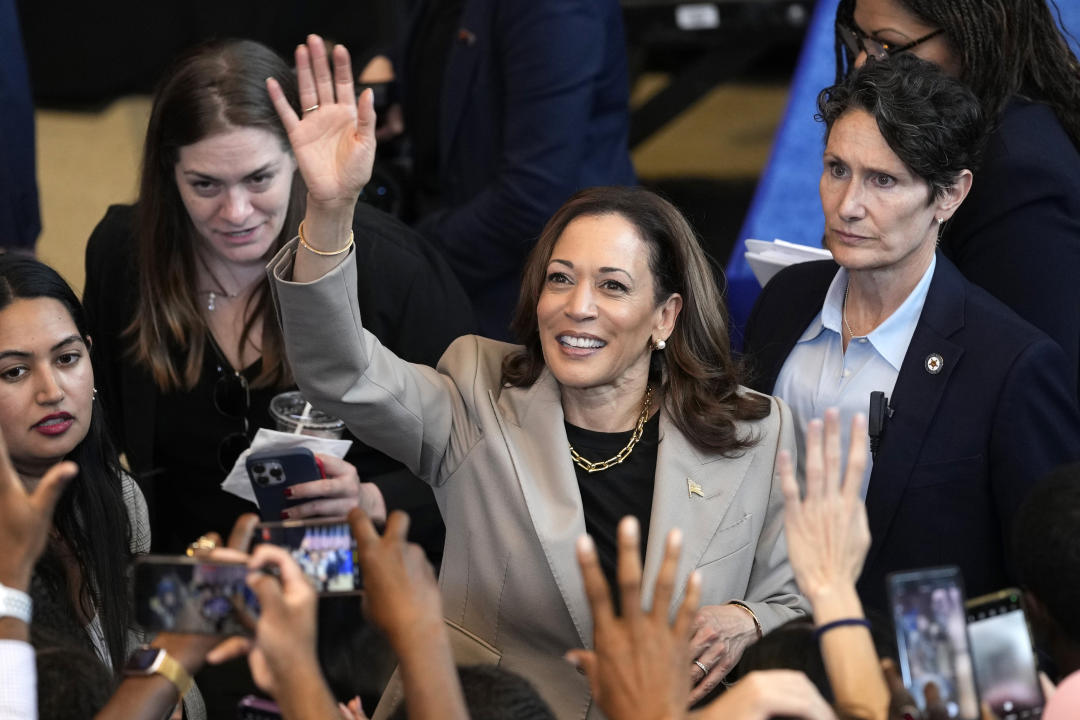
[267,35,806,717]
[83,38,473,555]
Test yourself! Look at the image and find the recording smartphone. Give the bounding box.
[134,556,259,636]
[887,566,981,719]
[246,447,326,521]
[253,518,362,595]
[236,695,282,720]
[965,589,1044,719]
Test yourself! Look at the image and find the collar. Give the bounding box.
[794,256,937,371]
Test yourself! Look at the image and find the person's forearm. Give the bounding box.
[96,677,181,720]
[292,198,356,283]
[0,617,28,643]
[394,621,468,720]
[273,661,342,720]
[811,585,889,720]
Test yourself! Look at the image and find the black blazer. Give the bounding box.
[744,254,1080,612]
[83,202,476,559]
[941,98,1080,399]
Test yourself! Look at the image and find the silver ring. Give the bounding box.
[693,659,710,676]
[303,103,320,113]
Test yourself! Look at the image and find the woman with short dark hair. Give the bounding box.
[745,54,1080,613]
[834,0,1080,397]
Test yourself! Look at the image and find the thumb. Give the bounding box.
[29,461,77,518]
[565,650,598,682]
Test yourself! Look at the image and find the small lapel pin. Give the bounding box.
[458,28,477,46]
[925,353,944,375]
[687,478,704,498]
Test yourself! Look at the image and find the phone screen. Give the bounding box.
[134,556,259,636]
[967,592,1044,719]
[254,518,362,594]
[888,567,980,719]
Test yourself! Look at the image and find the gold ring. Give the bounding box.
[186,534,218,557]
[303,103,320,113]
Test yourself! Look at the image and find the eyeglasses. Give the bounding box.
[214,369,251,472]
[839,22,944,61]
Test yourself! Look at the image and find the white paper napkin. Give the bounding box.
[220,428,353,507]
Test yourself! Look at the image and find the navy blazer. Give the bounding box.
[401,0,637,337]
[744,254,1080,612]
[940,98,1080,399]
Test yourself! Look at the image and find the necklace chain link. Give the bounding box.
[568,386,652,474]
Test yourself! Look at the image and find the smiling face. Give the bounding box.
[174,126,297,267]
[820,109,949,283]
[536,213,681,397]
[0,298,94,477]
[852,0,960,76]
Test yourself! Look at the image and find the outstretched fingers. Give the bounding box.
[650,528,682,620]
[306,35,335,108]
[577,534,615,629]
[616,516,644,622]
[843,413,869,499]
[332,44,356,112]
[822,407,843,498]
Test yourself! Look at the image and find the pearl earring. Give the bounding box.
[92,387,98,401]
[653,337,666,351]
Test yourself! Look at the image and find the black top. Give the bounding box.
[83,201,477,559]
[406,0,466,211]
[567,412,660,599]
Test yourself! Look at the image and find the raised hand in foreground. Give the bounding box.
[780,408,888,720]
[348,508,468,720]
[567,516,701,720]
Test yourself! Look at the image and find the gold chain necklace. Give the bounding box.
[569,386,653,473]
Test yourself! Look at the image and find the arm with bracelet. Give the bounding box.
[779,409,889,720]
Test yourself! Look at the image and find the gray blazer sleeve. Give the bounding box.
[268,241,475,485]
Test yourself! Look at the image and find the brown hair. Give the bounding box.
[128,39,304,390]
[502,186,770,455]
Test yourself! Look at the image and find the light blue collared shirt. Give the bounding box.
[774,256,936,497]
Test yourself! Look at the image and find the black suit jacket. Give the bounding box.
[744,254,1080,612]
[941,98,1080,400]
[83,202,476,561]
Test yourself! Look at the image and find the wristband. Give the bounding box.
[814,617,871,641]
[0,582,31,624]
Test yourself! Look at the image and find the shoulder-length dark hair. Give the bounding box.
[503,186,770,455]
[818,54,988,201]
[834,0,1080,149]
[129,38,304,390]
[0,255,133,675]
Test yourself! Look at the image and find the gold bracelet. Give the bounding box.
[728,600,764,639]
[298,220,354,256]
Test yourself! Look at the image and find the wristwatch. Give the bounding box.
[124,645,194,698]
[0,581,32,624]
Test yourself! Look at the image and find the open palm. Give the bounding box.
[267,35,377,210]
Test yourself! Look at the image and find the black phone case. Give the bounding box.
[245,447,323,520]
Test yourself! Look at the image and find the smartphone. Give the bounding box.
[134,556,259,636]
[887,566,981,719]
[254,518,362,594]
[246,447,325,521]
[236,696,282,720]
[965,589,1044,719]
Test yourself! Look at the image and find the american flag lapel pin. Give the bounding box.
[687,478,704,498]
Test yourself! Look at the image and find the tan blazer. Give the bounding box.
[269,242,807,719]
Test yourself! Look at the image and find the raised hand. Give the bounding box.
[283,455,387,523]
[567,516,701,720]
[0,426,77,591]
[780,408,870,602]
[267,35,377,212]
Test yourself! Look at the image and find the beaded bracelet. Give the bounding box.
[298,220,355,256]
[813,617,872,642]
